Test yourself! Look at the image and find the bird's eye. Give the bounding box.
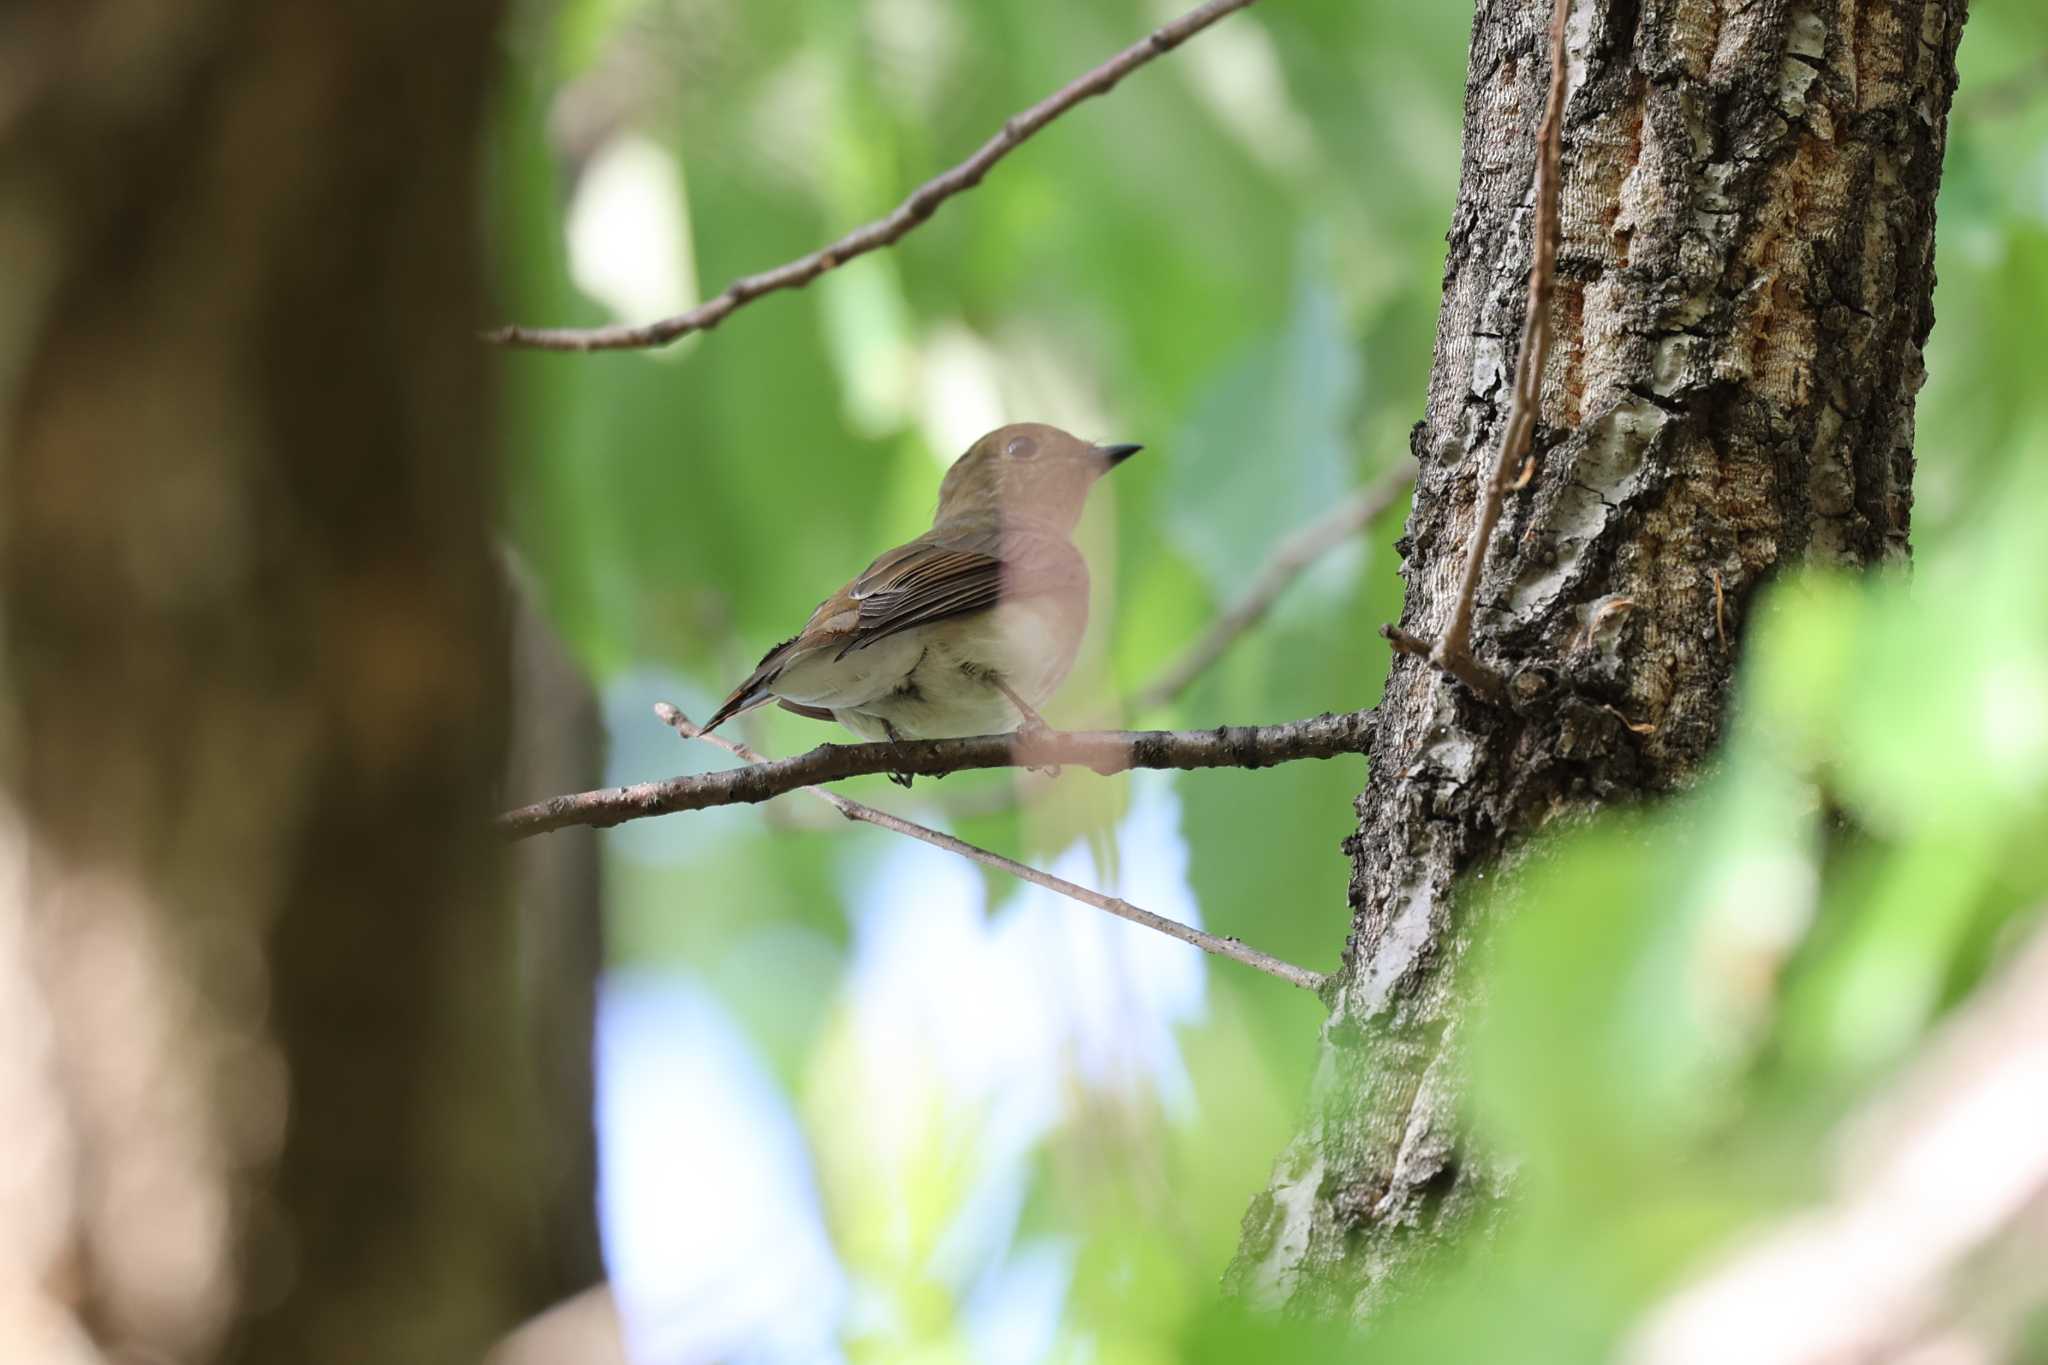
[1004,435,1039,460]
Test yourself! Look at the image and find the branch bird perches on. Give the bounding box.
[655,705,1327,994]
[498,709,1375,838]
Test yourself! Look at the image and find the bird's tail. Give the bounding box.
[699,686,771,735]
[701,634,798,734]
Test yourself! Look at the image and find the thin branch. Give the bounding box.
[485,0,1264,352]
[498,709,1374,838]
[1134,466,1415,712]
[654,704,1326,994]
[1382,0,1572,701]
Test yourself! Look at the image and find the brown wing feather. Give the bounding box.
[707,525,1087,730]
[837,544,1005,658]
[837,527,1088,657]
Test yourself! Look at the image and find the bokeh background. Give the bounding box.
[487,0,2048,1359]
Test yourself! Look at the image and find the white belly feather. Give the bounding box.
[778,596,1085,741]
[957,596,1082,704]
[770,629,925,710]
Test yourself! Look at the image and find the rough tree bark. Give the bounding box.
[1231,0,1967,1314]
[0,1,559,1360]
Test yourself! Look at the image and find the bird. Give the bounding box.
[702,422,1140,754]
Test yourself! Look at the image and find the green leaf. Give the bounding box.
[1161,247,1360,604]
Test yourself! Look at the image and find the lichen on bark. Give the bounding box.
[1231,0,1967,1316]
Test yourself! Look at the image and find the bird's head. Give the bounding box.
[932,422,1142,533]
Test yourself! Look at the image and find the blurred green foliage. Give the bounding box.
[489,0,2048,1356]
[1404,462,2048,1363]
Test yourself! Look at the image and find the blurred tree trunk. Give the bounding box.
[0,1,562,1361]
[1231,0,1968,1315]
[505,559,608,1298]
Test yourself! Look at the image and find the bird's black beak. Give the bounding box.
[1097,442,1143,469]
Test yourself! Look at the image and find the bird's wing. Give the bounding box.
[837,526,1085,658]
[702,527,1084,733]
[836,540,1003,657]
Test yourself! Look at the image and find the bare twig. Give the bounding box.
[655,704,1326,994]
[1135,467,1415,711]
[498,709,1374,838]
[1381,0,1573,701]
[484,0,1264,352]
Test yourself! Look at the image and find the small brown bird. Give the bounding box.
[704,422,1139,746]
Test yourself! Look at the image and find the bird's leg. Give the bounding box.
[989,675,1050,733]
[880,719,915,788]
[989,675,1060,777]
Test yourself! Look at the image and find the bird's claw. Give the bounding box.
[888,772,915,789]
[1012,718,1060,778]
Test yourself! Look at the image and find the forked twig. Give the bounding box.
[654,704,1327,994]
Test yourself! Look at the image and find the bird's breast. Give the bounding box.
[964,594,1086,702]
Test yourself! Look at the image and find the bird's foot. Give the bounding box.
[1011,717,1061,779]
[992,679,1050,734]
[880,720,917,787]
[989,677,1058,775]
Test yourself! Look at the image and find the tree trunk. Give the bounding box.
[505,559,609,1299]
[0,1,548,1359]
[1231,0,1967,1315]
